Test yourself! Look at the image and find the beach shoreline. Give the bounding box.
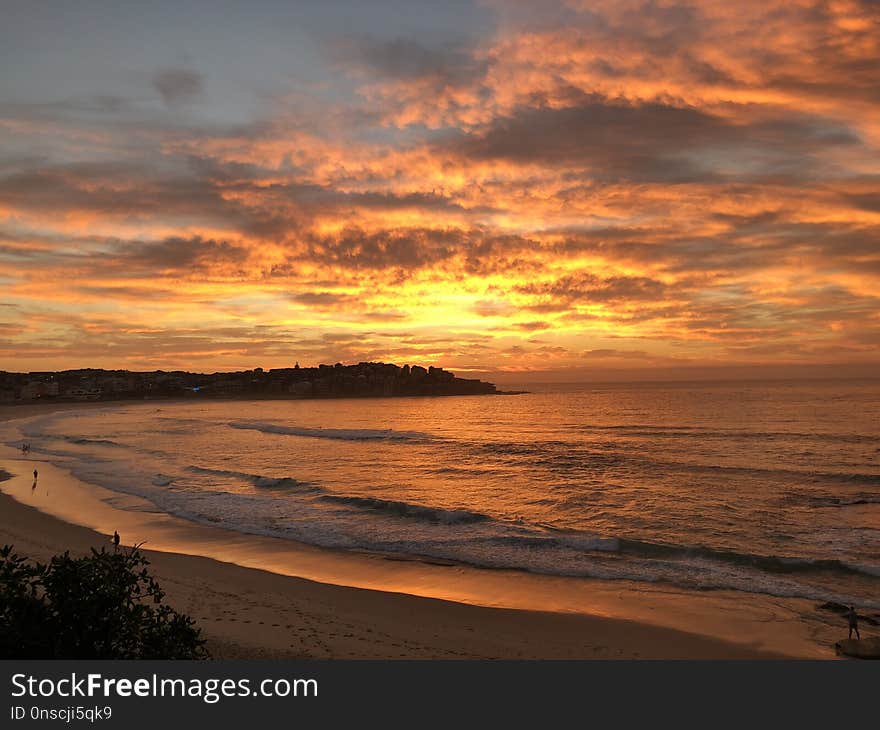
[0,402,854,659]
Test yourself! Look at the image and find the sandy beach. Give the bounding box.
[0,402,858,659]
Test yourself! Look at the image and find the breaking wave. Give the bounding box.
[186,465,319,492]
[319,494,490,524]
[229,421,429,442]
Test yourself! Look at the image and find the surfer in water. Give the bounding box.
[847,606,860,640]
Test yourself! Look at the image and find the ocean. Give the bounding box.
[3,379,879,607]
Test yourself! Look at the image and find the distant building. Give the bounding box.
[289,381,313,396]
[20,381,60,399]
[1,362,498,403]
[65,387,101,401]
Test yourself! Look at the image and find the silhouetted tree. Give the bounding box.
[0,544,207,659]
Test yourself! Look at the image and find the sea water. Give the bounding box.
[3,379,879,607]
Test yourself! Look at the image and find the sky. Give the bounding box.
[1,0,879,378]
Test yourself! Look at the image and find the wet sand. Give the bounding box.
[0,402,852,659]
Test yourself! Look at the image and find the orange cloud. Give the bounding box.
[1,1,879,373]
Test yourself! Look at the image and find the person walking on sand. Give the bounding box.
[847,606,860,640]
[113,531,120,551]
[33,468,38,480]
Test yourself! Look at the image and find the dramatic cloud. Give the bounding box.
[1,0,878,374]
[445,100,859,182]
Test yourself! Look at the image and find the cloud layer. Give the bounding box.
[1,0,879,374]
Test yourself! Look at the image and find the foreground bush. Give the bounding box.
[0,544,207,659]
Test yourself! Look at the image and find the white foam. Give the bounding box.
[228,421,428,441]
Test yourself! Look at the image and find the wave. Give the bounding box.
[475,440,880,486]
[319,494,490,524]
[186,465,319,492]
[789,493,880,508]
[426,465,496,477]
[580,424,875,444]
[252,475,316,491]
[188,465,253,480]
[677,463,880,487]
[492,530,620,553]
[229,421,428,442]
[68,436,123,447]
[480,525,880,581]
[612,538,880,579]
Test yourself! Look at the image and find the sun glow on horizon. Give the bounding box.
[1,0,879,374]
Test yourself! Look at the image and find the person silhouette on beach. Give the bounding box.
[113,531,120,551]
[33,468,38,480]
[847,606,860,640]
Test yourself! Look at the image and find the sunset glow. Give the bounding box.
[2,0,879,375]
